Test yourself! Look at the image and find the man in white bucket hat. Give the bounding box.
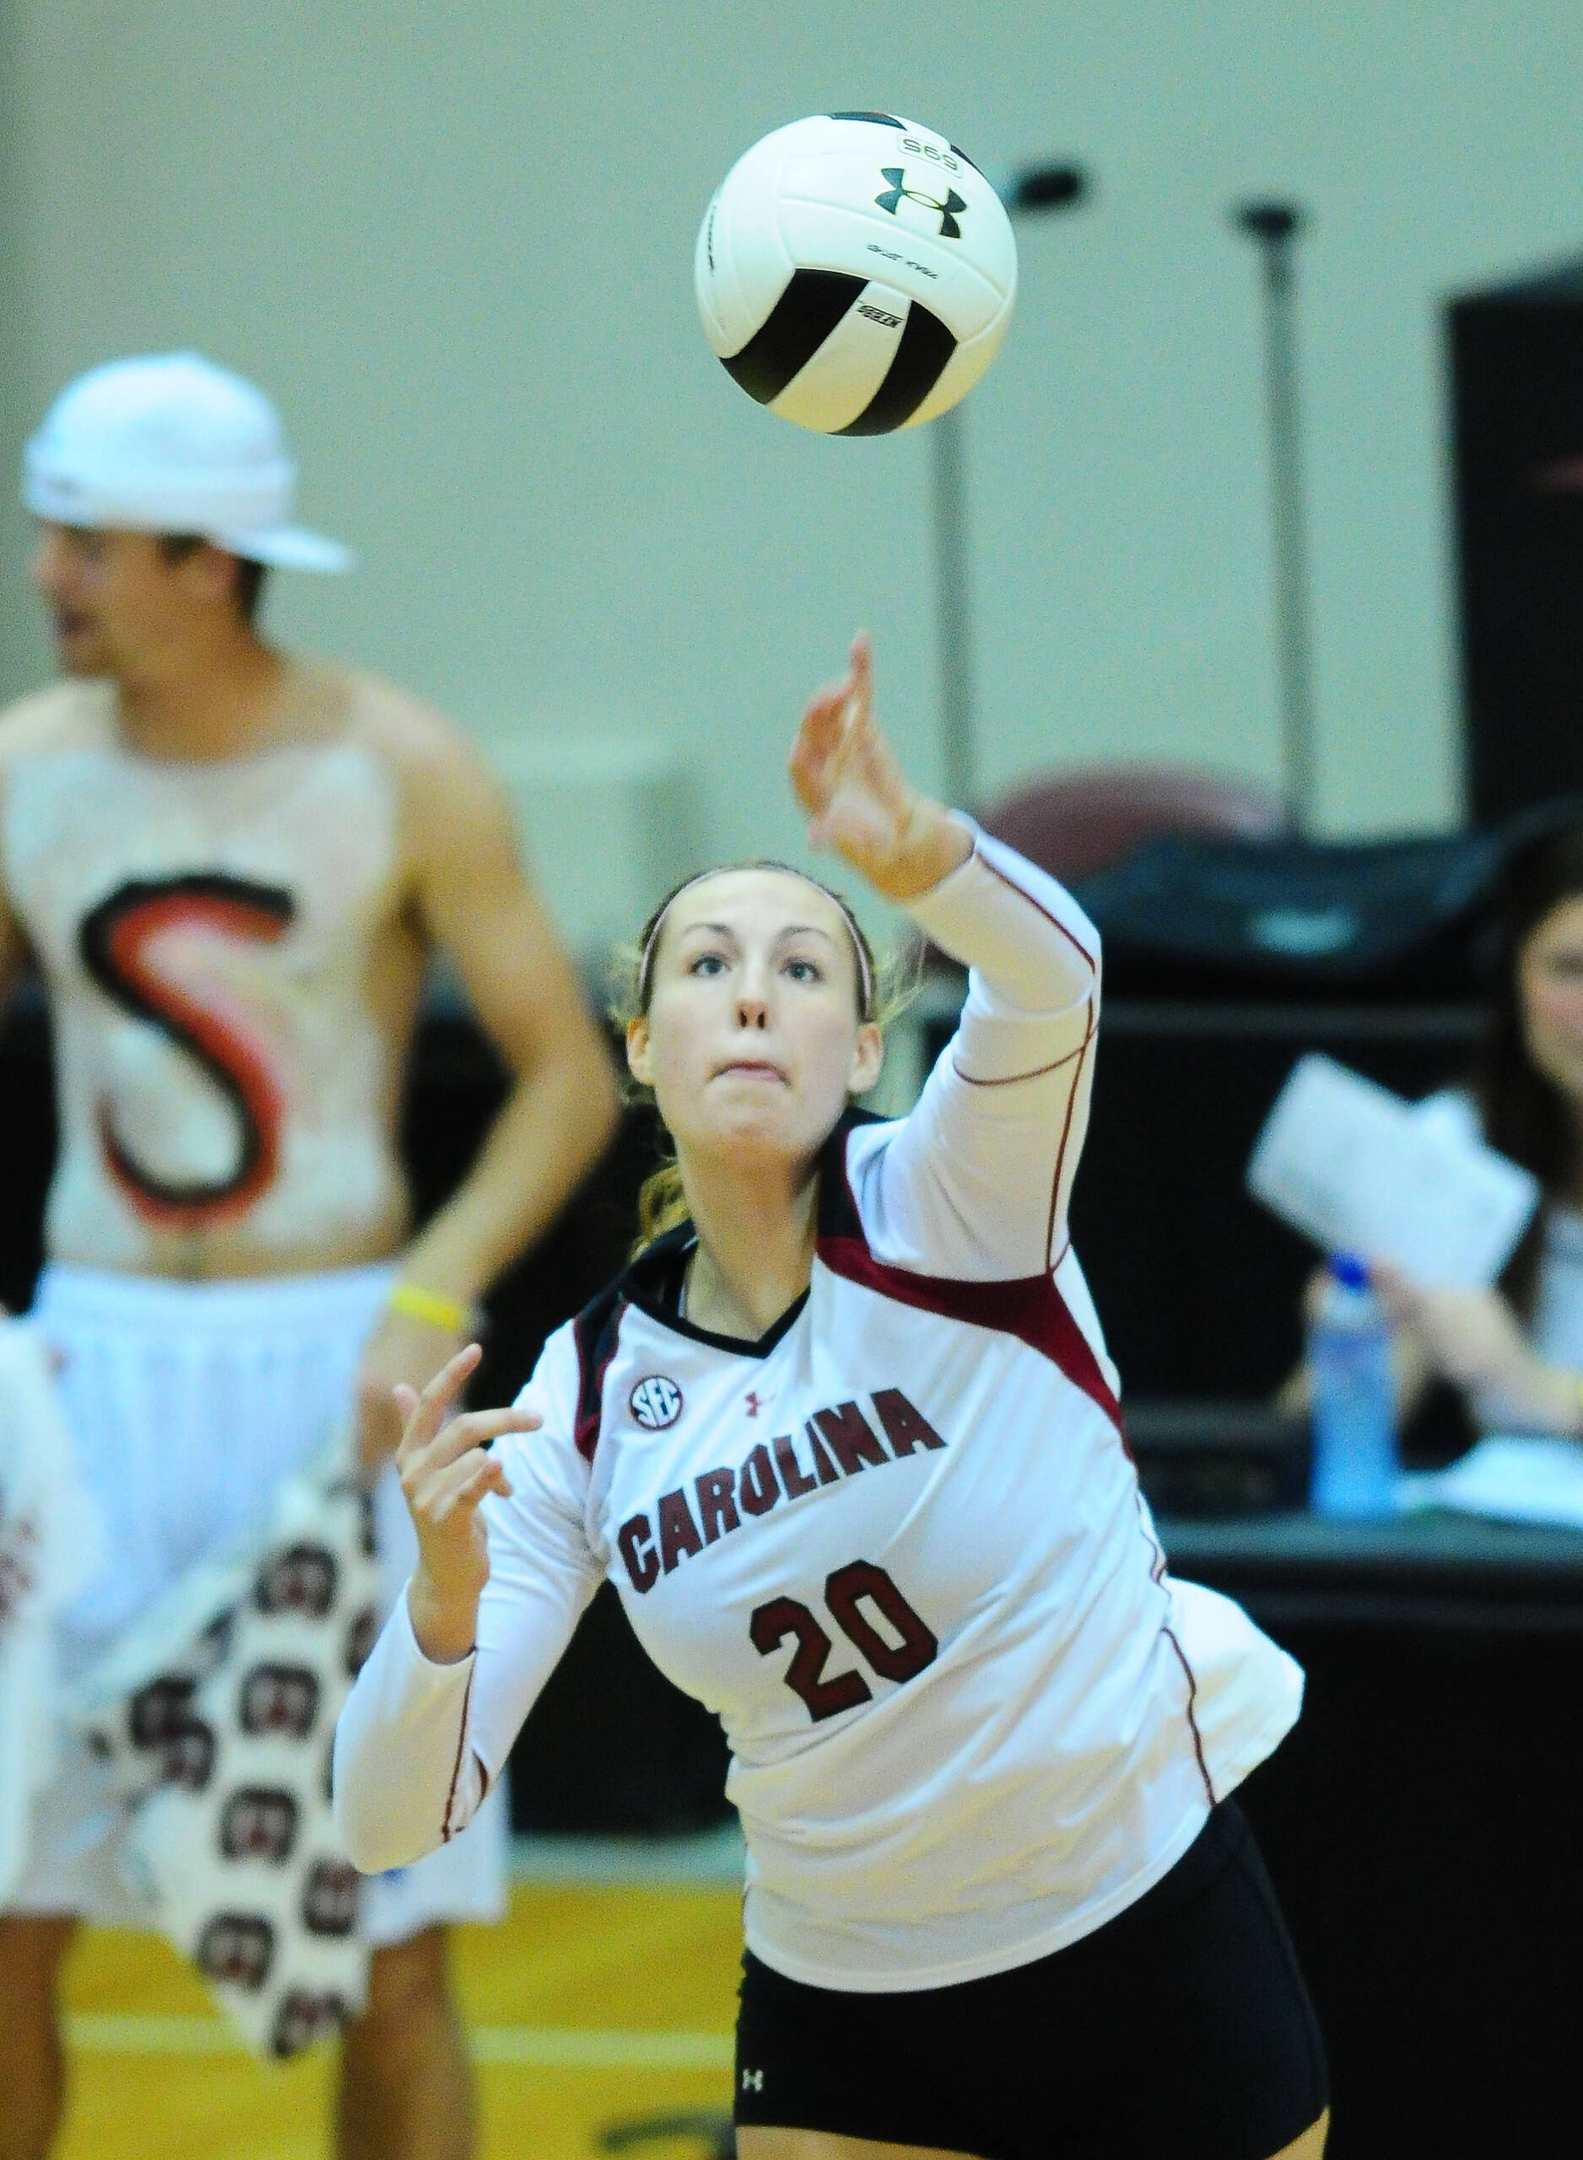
[0,353,620,2158]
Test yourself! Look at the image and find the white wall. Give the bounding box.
[3,1,1583,946]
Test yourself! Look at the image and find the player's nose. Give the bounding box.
[734,952,774,1028]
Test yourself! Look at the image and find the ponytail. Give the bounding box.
[634,1158,690,1255]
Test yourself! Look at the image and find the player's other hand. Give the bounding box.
[789,631,971,903]
[394,1345,538,1662]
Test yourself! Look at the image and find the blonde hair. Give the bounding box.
[609,861,915,1254]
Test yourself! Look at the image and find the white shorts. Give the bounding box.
[4,1262,508,1948]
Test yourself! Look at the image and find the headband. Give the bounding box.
[636,867,876,1021]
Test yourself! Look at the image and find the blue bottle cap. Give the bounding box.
[1327,1251,1370,1289]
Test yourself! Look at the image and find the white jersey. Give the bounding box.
[335,833,1301,1991]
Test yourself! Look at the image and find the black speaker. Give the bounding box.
[1451,257,1583,821]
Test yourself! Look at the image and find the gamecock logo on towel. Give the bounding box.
[302,1858,361,1937]
[271,1988,349,2059]
[130,1676,217,1791]
[196,1912,277,1992]
[344,1606,379,1679]
[130,1676,196,1748]
[239,1663,321,1740]
[220,1787,300,1864]
[255,1542,338,1618]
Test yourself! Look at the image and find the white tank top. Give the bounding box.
[1,722,407,1269]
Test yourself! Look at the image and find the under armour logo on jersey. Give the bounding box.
[742,2068,764,2092]
[875,167,967,238]
[629,1375,684,1431]
[744,1391,763,1418]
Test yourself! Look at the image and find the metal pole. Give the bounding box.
[930,400,977,812]
[1235,201,1317,832]
[927,162,1090,816]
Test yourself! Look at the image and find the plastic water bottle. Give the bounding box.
[1308,1253,1399,1519]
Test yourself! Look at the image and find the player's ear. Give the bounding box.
[626,1016,654,1087]
[848,1020,884,1095]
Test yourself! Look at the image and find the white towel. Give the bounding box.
[72,1436,384,2057]
[0,1318,104,1906]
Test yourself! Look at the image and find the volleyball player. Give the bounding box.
[0,353,619,2160]
[335,634,1330,2159]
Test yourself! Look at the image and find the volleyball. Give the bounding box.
[695,112,1017,436]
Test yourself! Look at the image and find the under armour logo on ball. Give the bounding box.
[630,1376,684,1430]
[742,2068,764,2093]
[875,167,967,238]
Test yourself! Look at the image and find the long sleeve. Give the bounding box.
[332,1589,482,1872]
[332,1328,604,1873]
[851,827,1101,1281]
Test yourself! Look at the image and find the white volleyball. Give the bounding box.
[695,112,1017,436]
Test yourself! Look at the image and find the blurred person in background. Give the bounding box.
[1372,818,1583,1436]
[0,352,619,2160]
[1284,820,1583,1444]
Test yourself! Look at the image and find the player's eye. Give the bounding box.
[688,952,729,977]
[784,957,823,983]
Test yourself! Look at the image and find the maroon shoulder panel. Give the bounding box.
[816,1231,1122,1430]
[572,1288,628,1462]
[819,1130,1121,1430]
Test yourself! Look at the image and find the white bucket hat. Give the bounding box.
[21,351,352,572]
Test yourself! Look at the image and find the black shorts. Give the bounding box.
[735,1800,1327,2160]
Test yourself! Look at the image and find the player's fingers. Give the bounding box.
[789,681,850,802]
[846,630,873,724]
[396,1345,483,1460]
[444,1453,514,1516]
[410,1446,492,1520]
[416,1448,513,1526]
[406,1402,537,1482]
[402,1408,534,1511]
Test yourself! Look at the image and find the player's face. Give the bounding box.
[30,523,225,679]
[1518,894,1583,1108]
[627,870,883,1171]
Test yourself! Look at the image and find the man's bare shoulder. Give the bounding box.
[340,668,500,794]
[0,680,110,777]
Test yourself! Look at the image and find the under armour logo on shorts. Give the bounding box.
[741,2068,764,2093]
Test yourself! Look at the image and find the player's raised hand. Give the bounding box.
[393,1345,538,1661]
[789,632,971,902]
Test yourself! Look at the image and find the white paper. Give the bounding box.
[1247,1053,1538,1288]
[1399,1435,1583,1529]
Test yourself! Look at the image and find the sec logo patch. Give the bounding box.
[630,1375,684,1430]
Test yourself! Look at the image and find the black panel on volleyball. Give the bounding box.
[1450,256,1583,821]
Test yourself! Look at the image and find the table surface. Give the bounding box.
[1159,1505,1583,1628]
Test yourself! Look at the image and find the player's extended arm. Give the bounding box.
[790,634,1099,1280]
[355,730,621,1460]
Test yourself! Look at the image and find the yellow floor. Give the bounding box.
[56,1882,744,2159]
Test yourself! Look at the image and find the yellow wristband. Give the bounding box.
[388,1281,474,1333]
